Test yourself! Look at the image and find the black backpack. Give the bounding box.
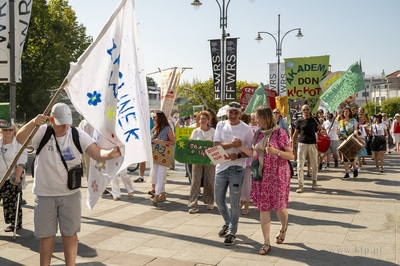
[31,125,83,178]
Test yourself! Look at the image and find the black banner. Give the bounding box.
[225,38,237,101]
[210,39,221,100]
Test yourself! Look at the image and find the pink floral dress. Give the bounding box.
[250,128,291,211]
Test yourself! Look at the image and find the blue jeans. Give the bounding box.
[214,165,245,235]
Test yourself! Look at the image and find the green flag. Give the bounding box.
[244,83,269,114]
[320,62,365,113]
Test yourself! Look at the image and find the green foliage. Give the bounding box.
[146,76,157,88]
[0,0,92,121]
[382,97,400,118]
[177,78,257,112]
[363,102,381,116]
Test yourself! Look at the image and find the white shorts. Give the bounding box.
[34,191,81,238]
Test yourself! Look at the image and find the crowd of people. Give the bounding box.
[0,101,398,264]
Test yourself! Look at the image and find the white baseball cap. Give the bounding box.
[51,103,72,125]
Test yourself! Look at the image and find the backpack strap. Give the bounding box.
[71,126,83,154]
[36,125,53,155]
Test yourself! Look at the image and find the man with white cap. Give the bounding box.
[16,103,121,266]
[213,102,253,246]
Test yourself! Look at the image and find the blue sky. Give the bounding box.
[68,0,400,86]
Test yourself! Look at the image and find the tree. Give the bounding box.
[0,0,92,121]
[382,97,400,118]
[363,102,381,116]
[177,78,257,112]
[146,76,157,88]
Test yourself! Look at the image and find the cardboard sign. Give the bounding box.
[205,145,230,165]
[152,140,174,167]
[175,139,214,166]
[178,104,194,117]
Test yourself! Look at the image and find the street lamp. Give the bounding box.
[191,0,253,106]
[255,14,303,96]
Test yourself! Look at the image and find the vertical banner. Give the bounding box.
[15,0,32,82]
[269,63,286,96]
[0,0,10,82]
[285,55,329,124]
[160,67,182,118]
[225,38,237,101]
[210,39,221,100]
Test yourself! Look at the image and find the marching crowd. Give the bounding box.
[0,102,399,264]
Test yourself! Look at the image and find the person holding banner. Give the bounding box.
[187,111,216,214]
[213,102,253,246]
[16,103,121,266]
[0,123,27,233]
[338,107,359,179]
[291,105,322,193]
[238,106,293,255]
[149,110,175,205]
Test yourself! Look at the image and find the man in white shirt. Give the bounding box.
[16,103,121,266]
[213,102,253,246]
[322,114,340,168]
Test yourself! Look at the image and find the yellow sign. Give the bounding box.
[275,96,287,114]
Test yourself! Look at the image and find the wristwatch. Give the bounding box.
[278,151,281,157]
[237,153,242,159]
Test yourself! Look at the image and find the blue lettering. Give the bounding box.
[107,39,117,61]
[124,128,139,142]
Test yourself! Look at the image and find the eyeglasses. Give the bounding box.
[302,109,310,111]
[273,112,280,114]
[2,128,14,132]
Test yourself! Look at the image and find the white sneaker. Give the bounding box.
[188,207,199,214]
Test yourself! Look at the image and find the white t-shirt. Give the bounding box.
[213,120,253,173]
[372,123,387,136]
[322,120,339,141]
[32,125,94,196]
[0,137,28,180]
[190,127,216,141]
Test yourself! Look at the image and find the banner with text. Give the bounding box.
[210,39,221,100]
[240,85,278,111]
[269,63,286,96]
[175,139,214,166]
[160,67,182,118]
[0,0,32,83]
[285,55,329,121]
[152,140,174,168]
[225,38,237,101]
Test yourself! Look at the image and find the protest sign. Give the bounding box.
[178,104,193,117]
[152,140,174,168]
[175,139,214,166]
[205,146,230,165]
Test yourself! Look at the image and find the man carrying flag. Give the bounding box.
[16,103,121,266]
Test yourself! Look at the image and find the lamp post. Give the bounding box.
[190,0,232,107]
[255,14,303,96]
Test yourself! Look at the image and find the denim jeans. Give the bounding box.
[214,165,245,235]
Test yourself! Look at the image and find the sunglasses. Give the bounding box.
[2,128,14,132]
[302,109,310,111]
[273,112,280,114]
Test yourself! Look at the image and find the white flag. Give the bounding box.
[64,0,151,209]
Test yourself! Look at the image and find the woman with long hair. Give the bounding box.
[149,111,175,204]
[338,107,359,179]
[356,113,368,166]
[187,111,216,213]
[206,108,218,129]
[239,106,293,255]
[370,114,388,172]
[0,122,27,232]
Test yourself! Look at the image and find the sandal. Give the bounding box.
[128,192,134,198]
[258,243,271,255]
[380,167,384,173]
[275,227,287,244]
[4,225,20,232]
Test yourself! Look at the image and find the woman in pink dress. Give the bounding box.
[239,106,293,255]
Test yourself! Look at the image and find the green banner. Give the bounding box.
[320,62,365,113]
[174,127,213,165]
[0,103,11,128]
[244,83,270,114]
[178,104,193,117]
[175,139,214,166]
[285,55,330,118]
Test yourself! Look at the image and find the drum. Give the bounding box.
[338,133,366,160]
[317,133,331,153]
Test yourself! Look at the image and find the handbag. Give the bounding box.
[53,131,83,190]
[251,159,262,181]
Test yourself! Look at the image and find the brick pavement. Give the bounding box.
[0,151,399,265]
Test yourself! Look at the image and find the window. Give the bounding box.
[362,92,369,97]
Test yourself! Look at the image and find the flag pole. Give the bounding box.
[0,78,69,190]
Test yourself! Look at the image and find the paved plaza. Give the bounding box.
[0,152,399,265]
